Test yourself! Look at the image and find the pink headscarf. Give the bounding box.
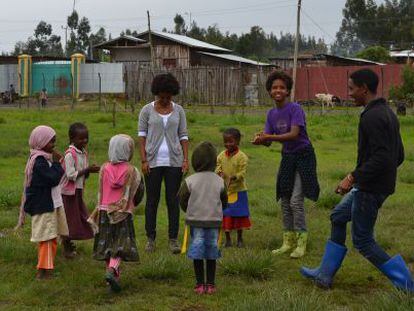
[23,125,56,188]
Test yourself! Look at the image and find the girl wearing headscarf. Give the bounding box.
[92,134,144,293]
[16,125,68,280]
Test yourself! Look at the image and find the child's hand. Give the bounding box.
[52,150,63,162]
[141,161,150,175]
[14,210,25,230]
[88,164,100,173]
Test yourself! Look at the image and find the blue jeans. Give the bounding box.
[187,227,221,260]
[330,188,390,267]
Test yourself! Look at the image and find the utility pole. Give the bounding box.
[147,10,155,69]
[291,0,302,102]
[61,25,68,56]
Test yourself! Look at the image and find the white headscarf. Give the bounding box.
[108,134,134,164]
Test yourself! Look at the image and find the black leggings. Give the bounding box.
[193,259,216,285]
[144,166,182,240]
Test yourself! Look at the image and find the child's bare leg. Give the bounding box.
[225,232,232,247]
[237,230,244,248]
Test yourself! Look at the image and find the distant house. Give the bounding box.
[94,30,271,69]
[390,50,414,65]
[268,53,384,69]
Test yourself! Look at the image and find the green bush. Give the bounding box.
[389,66,414,106]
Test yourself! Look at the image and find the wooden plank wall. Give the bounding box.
[124,65,274,105]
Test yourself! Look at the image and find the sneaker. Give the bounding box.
[224,240,233,248]
[145,239,156,253]
[169,239,181,254]
[194,284,205,295]
[205,284,216,294]
[237,240,244,248]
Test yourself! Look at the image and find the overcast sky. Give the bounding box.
[0,0,348,53]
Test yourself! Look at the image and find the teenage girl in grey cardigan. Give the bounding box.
[138,73,189,254]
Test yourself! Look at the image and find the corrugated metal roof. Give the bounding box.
[94,35,146,48]
[198,52,271,66]
[138,30,231,52]
[390,50,414,57]
[342,57,385,65]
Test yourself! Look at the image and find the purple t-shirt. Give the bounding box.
[264,102,311,153]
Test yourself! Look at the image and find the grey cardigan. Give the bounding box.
[138,102,188,168]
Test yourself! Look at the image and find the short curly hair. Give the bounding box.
[68,122,88,141]
[151,73,180,96]
[223,128,241,143]
[265,71,293,94]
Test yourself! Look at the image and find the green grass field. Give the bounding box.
[0,103,413,310]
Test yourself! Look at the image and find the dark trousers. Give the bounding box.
[330,188,390,267]
[145,166,182,240]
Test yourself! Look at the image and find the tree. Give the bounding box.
[174,14,186,35]
[333,0,414,56]
[120,29,139,37]
[356,46,392,62]
[66,10,91,55]
[90,27,108,61]
[12,21,63,56]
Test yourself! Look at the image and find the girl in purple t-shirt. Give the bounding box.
[253,71,319,259]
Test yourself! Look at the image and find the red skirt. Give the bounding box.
[222,216,251,232]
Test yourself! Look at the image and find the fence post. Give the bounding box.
[42,73,45,89]
[112,98,116,128]
[98,72,102,110]
[71,73,75,110]
[18,73,22,109]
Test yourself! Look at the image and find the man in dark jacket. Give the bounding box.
[300,69,413,292]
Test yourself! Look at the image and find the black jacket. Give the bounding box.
[24,156,64,216]
[352,98,404,195]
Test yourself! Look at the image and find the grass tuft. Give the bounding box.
[139,255,186,280]
[220,249,274,280]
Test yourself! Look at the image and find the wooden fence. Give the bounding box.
[124,65,275,106]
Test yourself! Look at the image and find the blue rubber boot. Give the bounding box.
[300,240,347,289]
[379,255,414,293]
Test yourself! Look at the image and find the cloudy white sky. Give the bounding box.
[0,0,348,53]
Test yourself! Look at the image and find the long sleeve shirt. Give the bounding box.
[351,98,404,195]
[216,149,248,194]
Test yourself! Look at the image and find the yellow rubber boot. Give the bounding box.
[290,232,308,259]
[272,231,295,255]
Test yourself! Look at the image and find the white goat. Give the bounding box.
[315,93,340,110]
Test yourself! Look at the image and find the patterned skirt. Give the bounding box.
[93,211,139,262]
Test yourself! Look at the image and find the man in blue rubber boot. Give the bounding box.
[300,68,414,292]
